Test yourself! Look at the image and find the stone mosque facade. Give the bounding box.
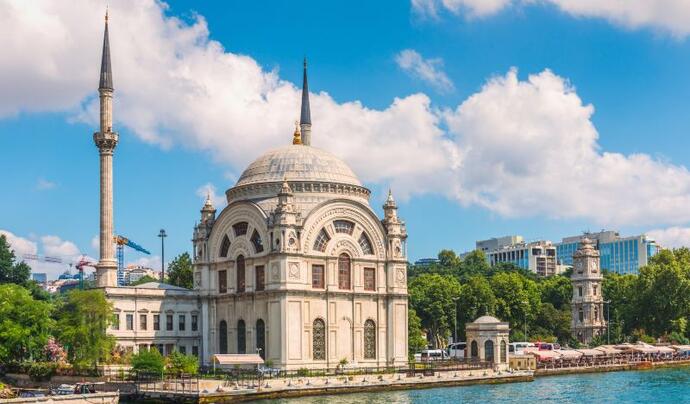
[93,17,409,368]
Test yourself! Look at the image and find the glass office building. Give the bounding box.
[556,231,660,275]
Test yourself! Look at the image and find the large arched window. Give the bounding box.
[470,340,478,359]
[236,255,245,293]
[313,229,330,252]
[364,320,376,359]
[500,340,507,363]
[237,320,246,354]
[358,233,373,255]
[219,320,228,354]
[485,340,494,363]
[232,222,248,237]
[219,235,231,258]
[338,254,351,290]
[256,319,266,359]
[313,319,326,360]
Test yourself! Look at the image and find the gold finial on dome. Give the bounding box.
[292,120,302,145]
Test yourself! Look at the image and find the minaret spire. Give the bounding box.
[94,10,119,287]
[300,57,312,146]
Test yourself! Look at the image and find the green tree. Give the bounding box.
[55,289,115,370]
[130,275,159,286]
[166,252,193,289]
[131,349,165,375]
[455,276,496,340]
[457,250,490,281]
[490,271,540,335]
[166,350,199,375]
[408,308,427,357]
[0,284,53,363]
[539,275,572,310]
[408,273,461,348]
[0,235,31,285]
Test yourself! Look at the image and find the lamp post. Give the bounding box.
[522,300,529,342]
[158,229,167,282]
[604,300,611,345]
[452,297,459,344]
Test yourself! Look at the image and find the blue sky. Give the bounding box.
[3,0,690,278]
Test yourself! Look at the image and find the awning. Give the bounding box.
[594,346,623,355]
[212,354,264,366]
[671,345,690,353]
[576,349,604,357]
[558,350,583,360]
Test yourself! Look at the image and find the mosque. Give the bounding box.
[94,15,409,369]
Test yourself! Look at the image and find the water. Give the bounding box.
[257,367,690,403]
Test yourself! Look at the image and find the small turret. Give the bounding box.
[381,189,407,259]
[200,193,216,223]
[383,189,398,221]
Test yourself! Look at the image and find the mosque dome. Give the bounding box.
[473,315,502,324]
[236,145,362,187]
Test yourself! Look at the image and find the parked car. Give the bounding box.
[535,342,561,351]
[420,349,449,361]
[19,391,46,398]
[509,342,532,355]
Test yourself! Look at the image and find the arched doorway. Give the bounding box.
[219,320,228,354]
[485,340,494,363]
[471,340,478,360]
[237,320,246,354]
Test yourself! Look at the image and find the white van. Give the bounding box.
[420,349,449,361]
[447,342,467,358]
[509,342,532,355]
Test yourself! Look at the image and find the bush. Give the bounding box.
[27,362,57,382]
[166,351,199,376]
[296,368,310,377]
[668,331,689,345]
[131,349,165,375]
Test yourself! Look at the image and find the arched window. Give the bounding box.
[313,319,326,360]
[219,235,231,258]
[236,255,245,293]
[364,320,376,359]
[237,320,246,354]
[485,340,494,363]
[219,320,228,354]
[333,220,354,235]
[232,222,248,237]
[256,319,266,359]
[250,230,264,253]
[594,307,599,321]
[500,340,507,363]
[313,229,330,252]
[470,340,478,359]
[338,254,351,290]
[578,307,584,323]
[358,233,373,255]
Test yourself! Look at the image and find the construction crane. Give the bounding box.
[114,235,151,286]
[75,257,97,290]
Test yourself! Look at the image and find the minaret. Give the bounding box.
[94,11,119,288]
[300,58,312,146]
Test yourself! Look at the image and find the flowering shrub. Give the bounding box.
[43,338,67,364]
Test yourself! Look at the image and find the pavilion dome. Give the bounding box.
[473,315,502,324]
[235,145,362,188]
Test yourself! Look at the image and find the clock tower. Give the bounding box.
[571,238,606,344]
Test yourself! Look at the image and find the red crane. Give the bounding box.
[75,257,97,289]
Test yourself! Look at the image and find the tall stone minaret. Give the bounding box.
[571,238,606,344]
[94,11,119,288]
[300,58,312,146]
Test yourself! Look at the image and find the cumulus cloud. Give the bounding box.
[196,183,226,209]
[395,49,455,93]
[0,230,38,257]
[647,227,690,249]
[412,0,690,37]
[3,1,690,230]
[444,68,690,226]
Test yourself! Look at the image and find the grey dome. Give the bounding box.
[473,315,502,324]
[236,145,362,187]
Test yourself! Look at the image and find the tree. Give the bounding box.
[490,271,540,335]
[408,308,427,357]
[539,275,572,310]
[408,273,461,348]
[130,275,159,286]
[166,252,193,289]
[131,349,165,375]
[457,250,490,281]
[455,276,496,340]
[0,235,31,285]
[166,350,199,375]
[0,284,53,363]
[55,289,115,370]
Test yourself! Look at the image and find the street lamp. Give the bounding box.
[522,300,529,342]
[158,229,167,282]
[604,300,611,345]
[452,297,459,344]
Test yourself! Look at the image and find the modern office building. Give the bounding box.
[481,237,559,277]
[32,272,47,284]
[413,258,440,267]
[556,230,660,275]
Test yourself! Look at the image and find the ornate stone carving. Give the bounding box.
[288,262,300,279]
[396,268,406,285]
[271,263,280,281]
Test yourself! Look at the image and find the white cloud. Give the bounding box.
[3,1,690,230]
[90,234,99,253]
[36,178,56,190]
[196,183,226,209]
[395,49,455,93]
[412,0,690,37]
[0,229,38,257]
[647,227,690,249]
[443,68,690,226]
